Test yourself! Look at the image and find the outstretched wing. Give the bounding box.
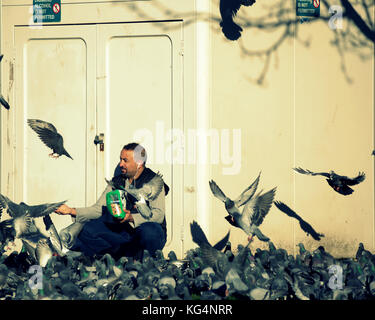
[234,171,261,207]
[209,180,228,203]
[190,221,220,267]
[28,200,67,218]
[245,188,276,227]
[27,119,60,151]
[0,194,23,218]
[341,172,365,186]
[293,167,330,178]
[273,201,299,219]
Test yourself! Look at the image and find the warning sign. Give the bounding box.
[296,0,320,17]
[33,0,61,23]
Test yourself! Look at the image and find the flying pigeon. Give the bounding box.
[219,0,256,41]
[273,201,325,241]
[0,54,10,110]
[27,119,73,159]
[230,187,277,244]
[209,172,261,218]
[190,220,230,273]
[293,167,365,196]
[0,193,66,238]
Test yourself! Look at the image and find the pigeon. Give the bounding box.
[0,194,66,238]
[190,220,230,273]
[227,187,277,243]
[0,54,10,110]
[209,172,261,218]
[219,0,256,41]
[273,201,324,241]
[105,172,167,219]
[27,119,73,159]
[59,221,84,250]
[293,167,365,196]
[21,234,53,267]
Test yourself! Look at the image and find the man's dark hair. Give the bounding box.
[123,142,147,166]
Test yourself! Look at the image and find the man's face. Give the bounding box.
[119,149,140,178]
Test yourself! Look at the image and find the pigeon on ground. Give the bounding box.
[27,119,73,159]
[219,0,256,41]
[190,220,230,273]
[0,54,10,110]
[209,172,261,219]
[0,194,66,238]
[273,201,324,241]
[59,221,84,250]
[293,167,365,196]
[21,234,53,267]
[226,187,277,243]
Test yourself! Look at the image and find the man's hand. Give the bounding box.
[118,209,134,223]
[55,204,77,216]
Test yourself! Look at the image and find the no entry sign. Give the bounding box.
[33,0,61,23]
[296,0,320,17]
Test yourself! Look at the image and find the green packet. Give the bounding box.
[106,189,127,219]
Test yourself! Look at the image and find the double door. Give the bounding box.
[14,21,185,256]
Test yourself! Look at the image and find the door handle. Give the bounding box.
[94,133,104,151]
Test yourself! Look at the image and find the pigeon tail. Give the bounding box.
[63,150,73,160]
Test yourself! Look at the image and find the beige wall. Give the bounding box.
[209,2,374,257]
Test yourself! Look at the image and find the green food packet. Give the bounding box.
[106,189,127,219]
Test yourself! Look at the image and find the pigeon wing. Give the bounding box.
[146,174,165,201]
[190,221,219,267]
[213,230,230,251]
[274,201,324,241]
[0,194,23,218]
[273,201,299,220]
[27,200,67,218]
[234,171,261,207]
[293,167,330,178]
[209,180,228,203]
[248,188,277,226]
[27,119,60,151]
[341,172,365,186]
[42,215,63,254]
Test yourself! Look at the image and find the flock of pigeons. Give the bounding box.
[0,27,373,300]
[1,228,375,300]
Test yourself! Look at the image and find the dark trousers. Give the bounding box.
[70,212,166,259]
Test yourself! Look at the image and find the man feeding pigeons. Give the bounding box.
[55,143,169,260]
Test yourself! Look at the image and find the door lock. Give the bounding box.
[94,133,105,151]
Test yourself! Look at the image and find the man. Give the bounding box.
[55,143,169,260]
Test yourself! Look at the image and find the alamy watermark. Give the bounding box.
[328,264,343,290]
[328,5,344,30]
[132,121,242,175]
[28,265,43,290]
